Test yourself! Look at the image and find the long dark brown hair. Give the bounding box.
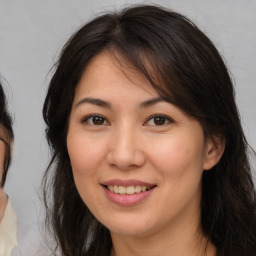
[0,80,13,187]
[43,5,256,256]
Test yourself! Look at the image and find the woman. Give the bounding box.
[43,5,256,256]
[0,81,17,255]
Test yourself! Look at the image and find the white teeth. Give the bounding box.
[142,186,147,192]
[135,185,142,193]
[119,186,126,194]
[114,185,119,194]
[126,186,135,195]
[106,185,152,195]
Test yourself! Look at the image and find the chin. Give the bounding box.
[101,216,154,237]
[109,226,150,237]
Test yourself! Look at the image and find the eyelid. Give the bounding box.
[143,114,174,126]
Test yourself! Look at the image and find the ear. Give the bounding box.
[203,135,225,171]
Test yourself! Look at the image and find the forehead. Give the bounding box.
[74,50,159,100]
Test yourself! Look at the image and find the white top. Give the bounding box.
[0,199,18,256]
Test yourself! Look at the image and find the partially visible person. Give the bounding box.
[0,80,17,256]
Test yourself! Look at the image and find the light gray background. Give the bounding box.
[0,0,255,255]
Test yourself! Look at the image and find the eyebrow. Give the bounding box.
[140,97,166,108]
[75,97,166,109]
[75,98,112,109]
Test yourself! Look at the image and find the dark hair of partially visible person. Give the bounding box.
[42,4,256,256]
[0,81,14,187]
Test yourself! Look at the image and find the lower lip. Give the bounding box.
[102,186,156,206]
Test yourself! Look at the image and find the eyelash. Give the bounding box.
[81,114,173,126]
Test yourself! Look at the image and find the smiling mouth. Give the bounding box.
[103,185,156,195]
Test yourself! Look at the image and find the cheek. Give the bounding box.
[67,135,105,176]
[67,139,97,181]
[149,136,205,179]
[67,135,104,204]
[151,138,205,212]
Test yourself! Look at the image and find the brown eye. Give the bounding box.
[92,116,105,125]
[82,115,109,126]
[145,115,172,126]
[153,116,166,125]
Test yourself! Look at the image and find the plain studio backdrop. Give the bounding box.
[0,0,255,255]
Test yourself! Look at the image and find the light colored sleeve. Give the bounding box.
[0,199,18,256]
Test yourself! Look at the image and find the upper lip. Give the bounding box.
[102,179,156,187]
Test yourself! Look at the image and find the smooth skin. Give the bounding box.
[67,51,224,256]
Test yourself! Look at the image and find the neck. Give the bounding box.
[0,188,7,221]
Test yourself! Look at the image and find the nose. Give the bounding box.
[106,125,146,170]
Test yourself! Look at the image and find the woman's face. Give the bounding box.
[67,51,219,238]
